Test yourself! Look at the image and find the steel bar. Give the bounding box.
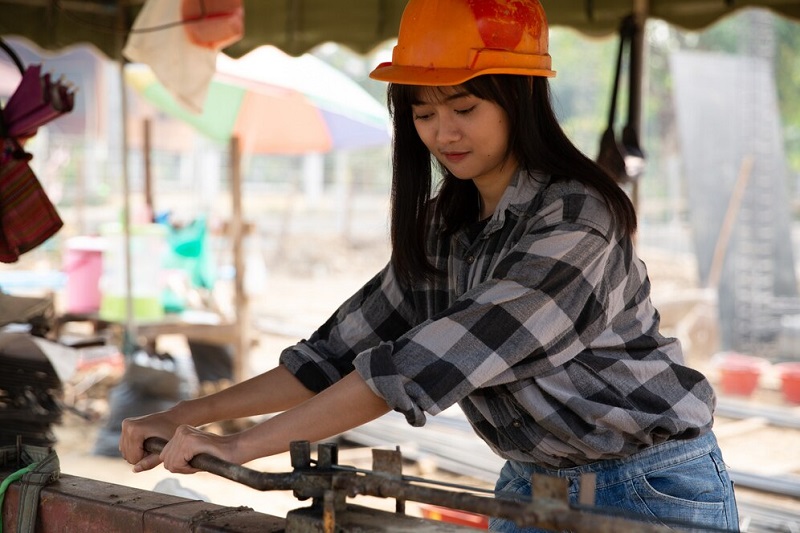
[144,437,304,491]
[729,470,800,499]
[736,500,800,533]
[332,472,678,532]
[143,438,698,532]
[715,399,800,430]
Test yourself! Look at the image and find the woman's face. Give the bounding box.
[411,86,516,186]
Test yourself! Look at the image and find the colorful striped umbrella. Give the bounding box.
[125,45,391,154]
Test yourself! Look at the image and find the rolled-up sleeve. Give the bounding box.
[279,263,418,392]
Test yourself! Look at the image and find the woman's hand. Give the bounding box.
[119,409,184,472]
[118,370,390,475]
[159,425,239,474]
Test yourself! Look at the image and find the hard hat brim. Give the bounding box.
[369,62,556,86]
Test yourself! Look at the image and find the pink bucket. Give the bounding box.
[63,236,105,314]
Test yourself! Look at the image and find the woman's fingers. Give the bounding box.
[133,452,164,473]
[119,411,181,469]
[121,420,231,475]
[119,417,148,465]
[160,424,213,474]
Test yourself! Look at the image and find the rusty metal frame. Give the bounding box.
[143,437,708,533]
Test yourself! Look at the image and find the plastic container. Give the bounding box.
[62,236,105,314]
[776,362,800,404]
[99,222,167,322]
[712,352,766,397]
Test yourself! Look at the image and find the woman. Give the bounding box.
[120,1,739,531]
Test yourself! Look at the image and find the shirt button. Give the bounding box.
[466,255,475,264]
[512,420,522,428]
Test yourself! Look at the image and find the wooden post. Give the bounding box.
[119,62,135,349]
[630,0,648,226]
[143,118,154,221]
[230,136,248,383]
[707,155,755,290]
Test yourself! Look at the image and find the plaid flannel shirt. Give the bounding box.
[280,170,715,468]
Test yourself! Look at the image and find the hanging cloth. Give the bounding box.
[595,15,646,184]
[0,38,64,263]
[123,0,244,113]
[0,39,75,140]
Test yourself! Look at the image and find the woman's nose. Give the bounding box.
[435,114,461,143]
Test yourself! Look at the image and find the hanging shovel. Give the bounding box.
[596,16,630,184]
[597,125,628,183]
[596,15,646,184]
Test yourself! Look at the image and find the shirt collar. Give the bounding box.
[484,169,549,232]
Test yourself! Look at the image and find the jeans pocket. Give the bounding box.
[494,462,533,500]
[629,454,734,530]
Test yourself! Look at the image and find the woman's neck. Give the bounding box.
[474,163,518,220]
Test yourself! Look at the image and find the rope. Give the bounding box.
[0,462,38,533]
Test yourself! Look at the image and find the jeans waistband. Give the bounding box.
[506,431,719,491]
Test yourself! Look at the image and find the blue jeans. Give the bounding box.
[490,432,739,532]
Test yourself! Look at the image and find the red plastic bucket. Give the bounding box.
[776,362,800,404]
[713,352,765,397]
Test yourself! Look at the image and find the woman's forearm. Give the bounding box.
[173,365,317,427]
[232,371,391,463]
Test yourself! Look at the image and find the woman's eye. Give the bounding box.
[413,112,432,121]
[455,105,477,115]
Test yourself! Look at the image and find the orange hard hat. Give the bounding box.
[370,0,556,86]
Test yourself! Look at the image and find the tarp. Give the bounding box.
[1,0,799,59]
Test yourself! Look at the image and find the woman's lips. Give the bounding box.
[442,151,468,164]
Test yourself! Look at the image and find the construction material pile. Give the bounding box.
[0,332,63,447]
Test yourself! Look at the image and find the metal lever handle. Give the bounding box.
[143,436,299,491]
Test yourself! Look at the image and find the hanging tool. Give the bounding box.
[596,14,646,184]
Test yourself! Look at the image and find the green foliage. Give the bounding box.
[549,28,616,157]
[776,18,800,171]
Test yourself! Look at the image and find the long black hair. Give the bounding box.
[387,74,637,285]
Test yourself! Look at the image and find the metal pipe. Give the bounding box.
[143,438,692,532]
[144,437,302,491]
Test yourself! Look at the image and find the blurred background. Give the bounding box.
[4,8,800,364]
[1,3,800,530]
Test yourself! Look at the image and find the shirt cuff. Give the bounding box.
[353,342,428,427]
[279,343,340,393]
